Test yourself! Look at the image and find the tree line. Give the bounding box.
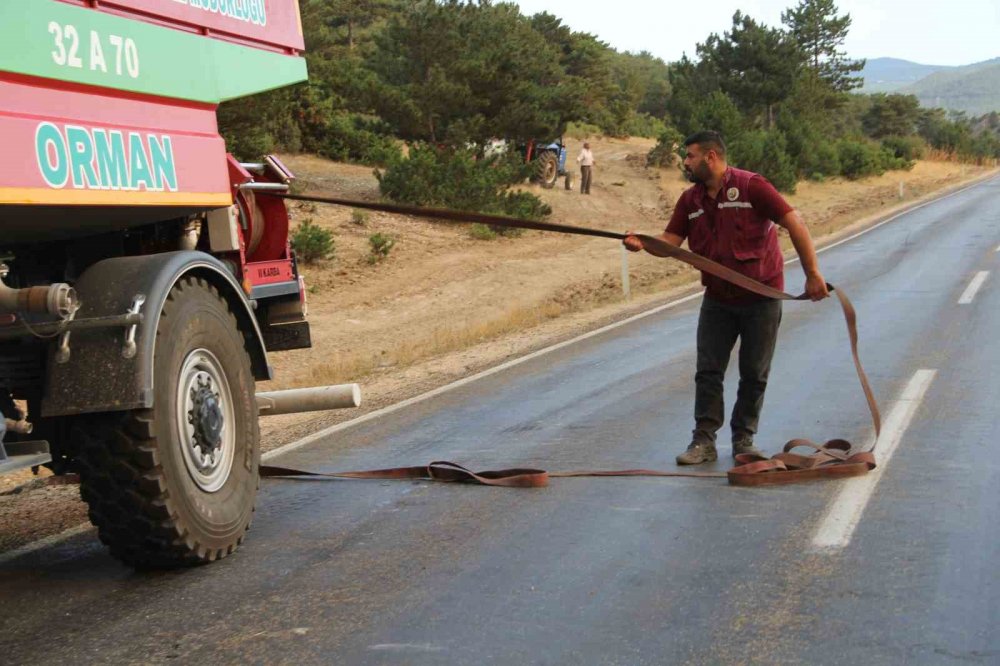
[218,0,1000,199]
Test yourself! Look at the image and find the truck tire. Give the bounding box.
[536,151,559,189]
[76,277,259,567]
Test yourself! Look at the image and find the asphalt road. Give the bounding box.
[2,178,998,665]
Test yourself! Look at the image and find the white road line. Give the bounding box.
[958,271,989,304]
[811,369,936,552]
[995,244,1000,253]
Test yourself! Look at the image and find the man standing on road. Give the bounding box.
[623,131,829,464]
[577,142,595,194]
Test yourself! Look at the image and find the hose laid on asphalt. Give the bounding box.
[259,193,881,486]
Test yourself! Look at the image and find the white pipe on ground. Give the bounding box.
[256,384,361,416]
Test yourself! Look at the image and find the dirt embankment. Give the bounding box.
[0,136,994,552]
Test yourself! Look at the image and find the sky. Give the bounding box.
[512,0,1000,67]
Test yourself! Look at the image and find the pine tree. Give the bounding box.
[322,0,398,50]
[781,0,865,92]
[699,12,802,129]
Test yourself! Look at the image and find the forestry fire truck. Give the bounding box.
[0,0,360,567]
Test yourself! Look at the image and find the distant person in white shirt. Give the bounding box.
[577,142,595,194]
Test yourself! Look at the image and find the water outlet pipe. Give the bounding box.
[256,384,361,416]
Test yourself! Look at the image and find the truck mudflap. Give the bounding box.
[42,251,270,417]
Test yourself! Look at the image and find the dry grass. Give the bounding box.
[298,300,584,387]
[295,263,700,389]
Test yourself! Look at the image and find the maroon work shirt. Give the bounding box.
[666,167,792,303]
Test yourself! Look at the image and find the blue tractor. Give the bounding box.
[526,138,569,189]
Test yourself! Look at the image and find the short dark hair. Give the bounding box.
[684,131,726,158]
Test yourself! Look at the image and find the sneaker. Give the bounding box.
[676,441,718,465]
[732,435,764,459]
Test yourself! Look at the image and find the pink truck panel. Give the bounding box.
[56,0,305,53]
[0,73,231,208]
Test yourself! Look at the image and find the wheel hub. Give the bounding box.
[189,375,224,456]
[177,349,236,493]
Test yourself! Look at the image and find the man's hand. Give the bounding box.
[623,231,643,253]
[805,272,829,301]
[777,211,828,302]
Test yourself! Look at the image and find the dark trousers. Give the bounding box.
[580,165,592,194]
[693,296,782,445]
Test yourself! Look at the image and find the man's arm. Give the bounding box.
[775,210,829,301]
[623,231,682,252]
[624,194,688,252]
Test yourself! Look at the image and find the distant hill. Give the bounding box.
[860,57,1000,116]
[860,58,951,93]
[901,58,1000,116]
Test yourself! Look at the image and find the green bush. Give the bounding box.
[566,122,603,140]
[367,233,395,263]
[836,138,915,179]
[647,127,684,168]
[836,139,886,179]
[290,219,334,264]
[966,131,1000,161]
[220,125,275,163]
[317,112,401,166]
[376,144,550,222]
[691,91,745,145]
[878,137,920,172]
[351,209,370,226]
[469,223,498,240]
[620,113,668,139]
[881,135,925,162]
[878,146,913,171]
[488,192,549,227]
[777,113,839,180]
[730,131,798,193]
[802,140,841,181]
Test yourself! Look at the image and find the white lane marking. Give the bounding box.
[958,271,989,304]
[811,369,936,552]
[0,523,93,566]
[369,644,445,653]
[995,244,1000,253]
[5,178,995,563]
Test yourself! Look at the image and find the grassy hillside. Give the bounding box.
[861,57,951,92]
[901,58,1000,116]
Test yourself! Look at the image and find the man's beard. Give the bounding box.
[684,161,708,183]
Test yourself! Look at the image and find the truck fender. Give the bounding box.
[42,251,271,417]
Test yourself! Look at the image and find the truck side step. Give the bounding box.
[0,440,51,476]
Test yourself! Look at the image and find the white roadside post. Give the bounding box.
[620,244,631,299]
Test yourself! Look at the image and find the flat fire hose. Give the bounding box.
[259,193,882,487]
